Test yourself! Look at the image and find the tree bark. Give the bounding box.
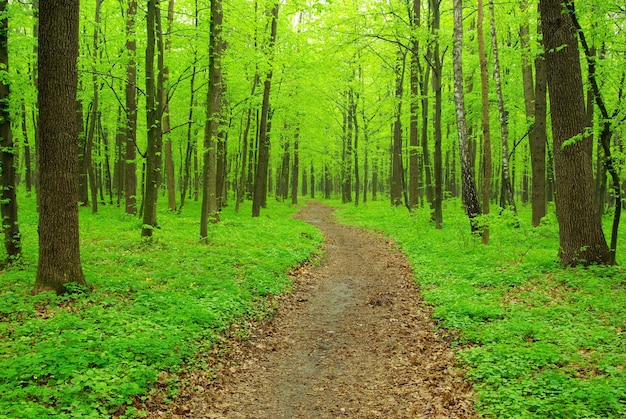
[453,0,482,230]
[489,0,516,216]
[408,0,421,210]
[291,129,299,205]
[539,0,610,265]
[200,0,225,239]
[0,0,21,263]
[124,0,138,216]
[34,0,85,294]
[477,0,492,243]
[431,0,443,228]
[142,0,163,237]
[252,2,279,217]
[391,50,406,207]
[162,0,177,212]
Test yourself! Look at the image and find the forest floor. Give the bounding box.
[143,201,476,418]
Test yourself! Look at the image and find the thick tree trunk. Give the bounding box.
[252,2,279,217]
[142,0,163,237]
[453,0,482,229]
[125,0,138,216]
[477,0,492,243]
[539,0,610,265]
[34,0,85,294]
[0,0,21,263]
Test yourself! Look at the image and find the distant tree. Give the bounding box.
[539,0,611,265]
[33,0,86,294]
[0,0,21,264]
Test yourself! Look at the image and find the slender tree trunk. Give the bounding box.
[478,0,492,243]
[76,98,89,206]
[539,0,610,265]
[408,0,421,210]
[535,16,549,209]
[124,0,138,216]
[21,101,32,193]
[34,0,85,294]
[162,0,176,211]
[200,0,224,240]
[291,129,299,205]
[431,0,443,228]
[453,0,482,230]
[489,0,516,216]
[391,51,406,207]
[252,2,279,217]
[310,162,315,199]
[0,0,21,263]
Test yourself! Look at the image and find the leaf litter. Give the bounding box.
[141,201,476,418]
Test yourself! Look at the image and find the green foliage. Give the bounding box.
[335,199,626,419]
[0,195,322,418]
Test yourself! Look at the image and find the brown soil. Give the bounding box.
[144,201,476,418]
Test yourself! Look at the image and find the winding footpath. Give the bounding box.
[147,202,475,418]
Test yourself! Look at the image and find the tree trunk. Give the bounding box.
[489,0,516,216]
[391,50,406,207]
[21,101,32,193]
[124,0,138,216]
[291,129,299,205]
[0,0,21,263]
[408,0,421,210]
[34,0,85,294]
[310,162,315,199]
[453,0,482,230]
[142,0,163,238]
[200,0,224,239]
[477,0,492,243]
[539,0,610,265]
[252,2,279,217]
[162,0,177,212]
[431,0,443,228]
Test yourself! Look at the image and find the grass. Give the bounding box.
[334,198,626,419]
[0,194,323,418]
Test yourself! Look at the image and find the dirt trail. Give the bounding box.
[146,202,475,418]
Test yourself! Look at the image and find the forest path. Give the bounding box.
[146,201,475,418]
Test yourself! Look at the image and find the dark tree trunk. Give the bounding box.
[142,0,163,237]
[539,0,610,265]
[124,0,138,216]
[0,0,21,263]
[200,0,225,239]
[477,0,491,243]
[310,162,315,199]
[391,51,405,207]
[431,0,443,228]
[408,0,421,210]
[252,2,279,217]
[76,98,89,205]
[291,130,299,205]
[21,101,32,193]
[162,0,176,212]
[33,0,85,294]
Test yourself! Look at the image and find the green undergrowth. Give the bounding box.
[334,199,626,419]
[0,195,322,418]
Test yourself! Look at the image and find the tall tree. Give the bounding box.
[453,0,481,230]
[431,0,443,228]
[162,0,177,212]
[477,0,492,243]
[33,0,86,294]
[252,1,279,217]
[539,0,610,265]
[200,0,225,240]
[142,0,163,238]
[124,0,138,216]
[489,0,516,216]
[0,0,21,263]
[390,50,406,207]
